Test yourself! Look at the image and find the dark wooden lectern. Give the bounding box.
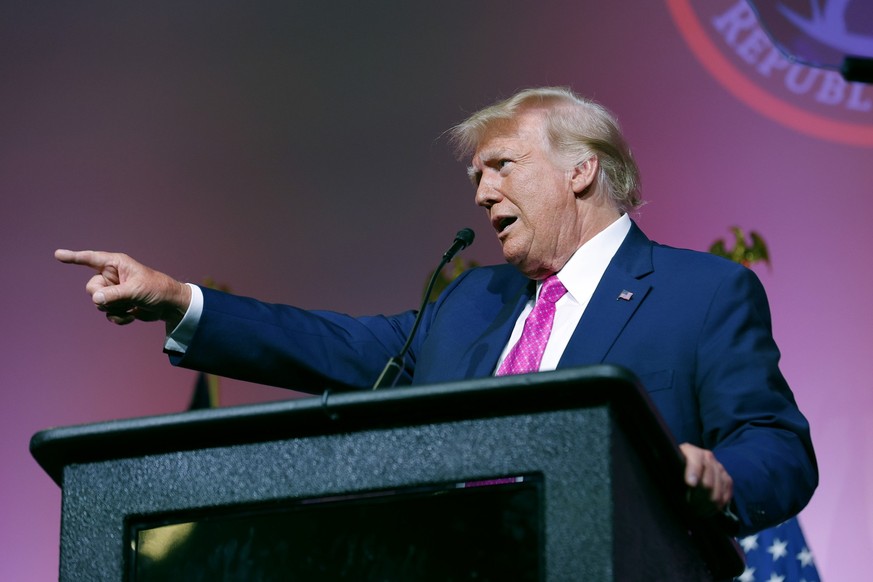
[31,364,743,581]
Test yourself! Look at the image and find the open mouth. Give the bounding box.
[494,216,517,234]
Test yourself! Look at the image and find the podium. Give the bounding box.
[31,365,744,581]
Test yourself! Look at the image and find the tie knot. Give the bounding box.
[539,275,567,304]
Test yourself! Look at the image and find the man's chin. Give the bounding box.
[501,249,524,270]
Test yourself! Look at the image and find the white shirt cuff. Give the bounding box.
[163,283,204,354]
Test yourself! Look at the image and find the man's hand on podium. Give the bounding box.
[680,442,734,517]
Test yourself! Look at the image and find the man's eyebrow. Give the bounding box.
[466,165,481,185]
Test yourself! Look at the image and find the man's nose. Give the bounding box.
[475,177,501,209]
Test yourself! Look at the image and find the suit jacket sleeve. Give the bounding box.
[693,266,818,534]
[168,287,421,391]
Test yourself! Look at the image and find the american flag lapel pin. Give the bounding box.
[617,289,634,301]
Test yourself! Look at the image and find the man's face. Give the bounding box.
[469,110,594,279]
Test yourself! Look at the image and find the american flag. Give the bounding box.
[735,517,821,582]
[618,289,634,301]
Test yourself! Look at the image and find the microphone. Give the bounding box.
[372,228,475,390]
[443,227,475,262]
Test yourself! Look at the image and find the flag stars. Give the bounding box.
[736,519,820,582]
[796,546,814,567]
[740,534,759,552]
[767,537,788,560]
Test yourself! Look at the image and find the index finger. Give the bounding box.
[55,249,114,269]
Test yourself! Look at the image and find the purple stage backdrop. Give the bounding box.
[2,1,871,580]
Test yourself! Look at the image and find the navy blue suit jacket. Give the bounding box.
[174,221,817,534]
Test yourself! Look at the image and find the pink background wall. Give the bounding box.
[2,1,871,579]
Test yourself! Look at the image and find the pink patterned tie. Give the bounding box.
[497,275,567,376]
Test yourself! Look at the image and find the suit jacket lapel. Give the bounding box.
[456,277,534,378]
[558,221,654,368]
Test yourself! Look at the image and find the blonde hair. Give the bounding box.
[449,87,643,213]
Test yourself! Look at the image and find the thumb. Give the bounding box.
[93,289,110,306]
[679,443,701,487]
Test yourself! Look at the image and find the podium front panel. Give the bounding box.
[60,408,616,580]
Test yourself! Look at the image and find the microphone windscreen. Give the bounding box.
[455,228,475,249]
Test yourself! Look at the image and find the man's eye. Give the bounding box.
[498,159,512,169]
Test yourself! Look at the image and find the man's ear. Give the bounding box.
[570,155,598,195]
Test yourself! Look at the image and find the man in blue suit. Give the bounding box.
[56,87,816,535]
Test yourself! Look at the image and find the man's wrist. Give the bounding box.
[164,284,204,354]
[163,280,192,328]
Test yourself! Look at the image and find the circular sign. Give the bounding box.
[666,0,873,147]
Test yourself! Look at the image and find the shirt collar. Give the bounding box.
[546,213,632,302]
